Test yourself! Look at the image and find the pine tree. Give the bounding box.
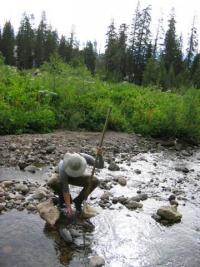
[58,35,67,61]
[16,13,35,69]
[34,11,47,66]
[128,4,152,84]
[117,23,128,80]
[162,9,183,76]
[142,57,160,86]
[83,41,96,75]
[186,16,198,69]
[104,20,118,79]
[1,21,15,65]
[44,28,58,61]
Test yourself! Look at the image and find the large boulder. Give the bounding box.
[37,199,60,226]
[157,205,182,223]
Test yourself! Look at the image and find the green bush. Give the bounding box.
[0,61,200,143]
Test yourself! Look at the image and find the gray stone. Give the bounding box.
[138,193,148,201]
[125,200,143,210]
[32,189,47,200]
[1,181,14,187]
[134,169,141,174]
[117,177,127,186]
[59,228,73,243]
[24,165,37,173]
[157,205,182,222]
[15,184,29,194]
[108,162,120,171]
[27,204,36,211]
[89,256,105,267]
[46,145,56,154]
[69,228,82,237]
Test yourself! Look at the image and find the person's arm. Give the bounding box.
[59,161,73,216]
[80,147,104,169]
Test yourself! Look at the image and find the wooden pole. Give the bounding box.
[90,106,112,178]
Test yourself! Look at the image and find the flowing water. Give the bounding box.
[1,149,200,267]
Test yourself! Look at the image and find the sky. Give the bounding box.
[0,0,200,52]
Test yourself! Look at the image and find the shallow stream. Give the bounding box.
[1,149,200,267]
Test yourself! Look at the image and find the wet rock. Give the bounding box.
[117,177,127,186]
[37,199,60,226]
[117,196,128,204]
[32,188,47,200]
[69,228,82,237]
[168,194,176,202]
[111,197,118,204]
[46,145,56,154]
[15,184,29,194]
[181,150,192,157]
[157,205,182,223]
[108,162,120,171]
[175,166,189,173]
[137,193,148,201]
[89,255,105,267]
[100,192,112,201]
[134,169,141,174]
[170,200,179,206]
[59,228,73,243]
[151,213,162,222]
[0,203,6,212]
[1,181,14,188]
[18,160,29,170]
[26,204,36,211]
[9,143,17,151]
[24,165,37,173]
[125,200,143,210]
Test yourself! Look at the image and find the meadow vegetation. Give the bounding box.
[0,55,200,143]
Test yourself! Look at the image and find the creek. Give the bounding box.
[0,148,200,267]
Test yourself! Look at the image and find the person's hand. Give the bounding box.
[65,205,73,217]
[96,146,103,156]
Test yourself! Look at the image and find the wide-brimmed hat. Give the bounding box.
[63,153,87,177]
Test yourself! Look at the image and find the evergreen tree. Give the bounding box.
[34,11,47,66]
[162,9,183,76]
[116,23,128,80]
[58,35,67,61]
[191,53,200,87]
[44,28,58,61]
[16,13,35,69]
[1,21,15,65]
[127,1,141,81]
[128,4,152,84]
[83,41,96,75]
[104,20,118,79]
[142,57,160,86]
[186,16,198,69]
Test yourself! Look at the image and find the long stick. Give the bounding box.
[91,106,112,178]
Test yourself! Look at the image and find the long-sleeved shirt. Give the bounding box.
[58,153,104,193]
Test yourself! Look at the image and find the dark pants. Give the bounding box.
[49,175,99,207]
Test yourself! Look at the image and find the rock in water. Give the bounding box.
[37,199,60,226]
[59,228,73,243]
[157,205,182,223]
[81,204,98,219]
[108,162,120,171]
[89,256,105,267]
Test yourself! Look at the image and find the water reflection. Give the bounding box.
[0,210,92,267]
